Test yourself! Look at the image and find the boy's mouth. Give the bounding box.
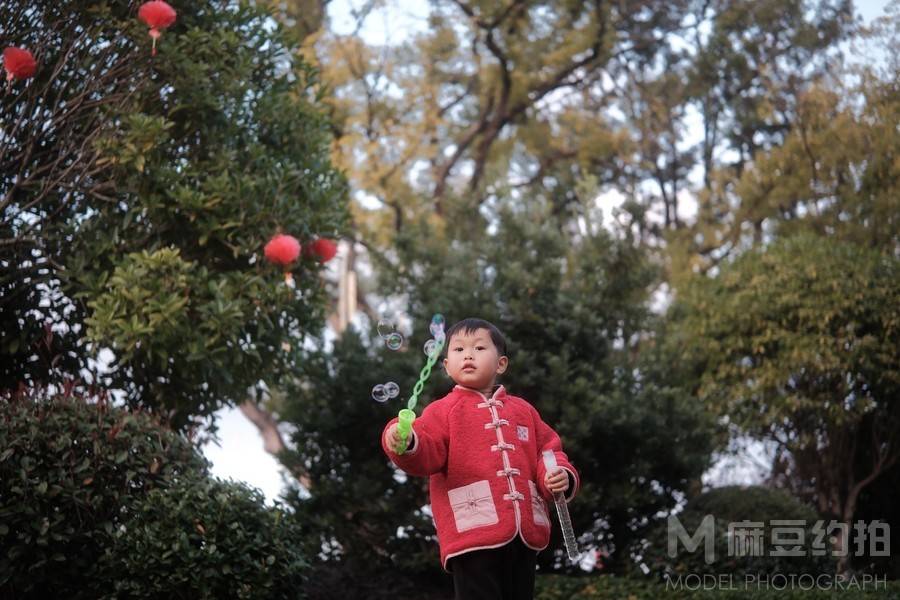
[462,365,476,372]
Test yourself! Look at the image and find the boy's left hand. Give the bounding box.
[544,468,569,495]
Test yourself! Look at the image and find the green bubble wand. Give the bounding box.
[395,335,444,455]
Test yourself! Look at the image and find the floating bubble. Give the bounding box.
[371,383,388,402]
[377,318,395,339]
[385,332,403,350]
[384,381,400,398]
[429,321,445,338]
[423,339,437,357]
[431,313,445,327]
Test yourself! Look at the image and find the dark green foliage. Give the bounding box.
[279,197,720,594]
[1,0,349,428]
[535,573,900,599]
[675,233,900,433]
[637,486,835,579]
[0,391,206,597]
[0,391,309,600]
[279,329,454,598]
[100,476,308,600]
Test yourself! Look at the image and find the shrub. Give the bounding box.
[535,574,900,599]
[635,485,835,579]
[0,391,205,597]
[0,392,309,599]
[100,476,308,600]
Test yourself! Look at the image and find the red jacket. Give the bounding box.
[381,384,580,571]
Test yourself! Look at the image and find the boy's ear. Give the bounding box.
[496,355,508,375]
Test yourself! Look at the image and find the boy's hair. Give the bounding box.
[443,318,507,357]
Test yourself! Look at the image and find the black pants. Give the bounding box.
[448,538,538,600]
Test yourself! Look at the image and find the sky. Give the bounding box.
[203,0,895,504]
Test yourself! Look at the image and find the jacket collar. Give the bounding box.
[453,383,507,402]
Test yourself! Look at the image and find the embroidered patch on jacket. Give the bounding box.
[517,425,529,441]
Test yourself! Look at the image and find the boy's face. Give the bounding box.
[443,328,508,392]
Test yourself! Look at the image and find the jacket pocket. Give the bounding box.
[448,480,499,533]
[529,480,551,528]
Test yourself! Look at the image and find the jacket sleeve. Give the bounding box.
[532,406,580,504]
[381,400,448,477]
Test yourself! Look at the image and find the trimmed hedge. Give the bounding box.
[0,392,205,596]
[535,574,900,599]
[636,485,835,578]
[99,476,307,600]
[0,392,309,599]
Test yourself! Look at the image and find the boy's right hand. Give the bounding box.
[385,423,409,453]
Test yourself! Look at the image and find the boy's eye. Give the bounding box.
[476,346,486,351]
[453,347,463,352]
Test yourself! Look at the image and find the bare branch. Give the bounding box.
[239,400,313,489]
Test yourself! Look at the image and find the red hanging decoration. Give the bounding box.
[265,234,301,285]
[138,1,177,56]
[265,234,301,265]
[308,238,338,263]
[3,47,37,88]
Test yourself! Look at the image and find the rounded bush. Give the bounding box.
[1,392,309,599]
[100,476,308,600]
[0,392,206,597]
[637,485,836,579]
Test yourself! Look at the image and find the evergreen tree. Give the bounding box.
[0,0,349,428]
[672,232,900,575]
[278,196,719,595]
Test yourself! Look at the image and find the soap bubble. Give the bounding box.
[429,321,445,338]
[371,383,388,402]
[384,381,400,398]
[377,318,396,339]
[385,332,403,350]
[431,313,445,327]
[423,339,438,357]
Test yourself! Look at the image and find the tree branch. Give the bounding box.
[239,400,312,489]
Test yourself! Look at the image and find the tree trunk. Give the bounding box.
[239,400,312,490]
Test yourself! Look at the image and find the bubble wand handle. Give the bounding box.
[542,450,580,562]
[395,337,444,455]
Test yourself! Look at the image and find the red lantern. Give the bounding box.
[265,234,301,265]
[3,47,37,87]
[265,234,301,285]
[309,238,338,263]
[138,1,177,56]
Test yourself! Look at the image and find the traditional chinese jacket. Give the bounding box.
[381,384,580,571]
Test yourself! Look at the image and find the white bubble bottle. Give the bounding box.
[542,450,580,562]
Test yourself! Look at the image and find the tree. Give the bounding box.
[670,15,897,279]
[304,0,691,239]
[0,0,349,430]
[275,194,719,595]
[281,0,855,258]
[672,232,900,574]
[730,76,899,254]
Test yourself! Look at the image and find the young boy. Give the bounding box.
[381,318,579,600]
